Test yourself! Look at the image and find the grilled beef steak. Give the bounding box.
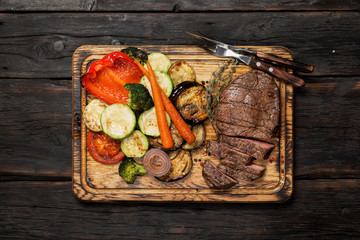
[218,160,265,183]
[203,70,279,189]
[219,135,274,160]
[206,140,253,164]
[214,70,279,140]
[202,160,237,189]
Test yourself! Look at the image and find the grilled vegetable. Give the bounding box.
[149,123,184,150]
[136,60,174,149]
[160,91,196,144]
[170,81,208,124]
[87,131,125,164]
[121,47,148,65]
[168,60,196,85]
[157,149,192,182]
[147,52,172,72]
[119,157,147,184]
[140,70,173,98]
[83,99,108,132]
[143,148,172,177]
[138,106,171,137]
[81,51,143,105]
[182,124,206,150]
[121,130,149,158]
[101,103,136,139]
[124,83,154,111]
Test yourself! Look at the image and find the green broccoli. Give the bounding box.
[121,47,148,65]
[119,157,147,184]
[124,83,154,111]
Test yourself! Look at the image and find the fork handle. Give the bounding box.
[248,58,305,87]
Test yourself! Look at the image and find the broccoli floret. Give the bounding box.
[121,47,148,65]
[124,83,154,111]
[119,157,147,184]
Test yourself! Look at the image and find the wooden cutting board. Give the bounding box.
[72,45,294,202]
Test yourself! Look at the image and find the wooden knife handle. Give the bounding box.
[256,51,314,73]
[248,58,306,87]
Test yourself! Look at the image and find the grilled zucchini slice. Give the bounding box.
[168,60,196,85]
[83,99,108,132]
[121,130,149,158]
[147,52,172,72]
[140,70,173,97]
[100,103,136,139]
[138,106,171,137]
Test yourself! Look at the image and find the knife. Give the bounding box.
[187,32,306,87]
[187,32,314,73]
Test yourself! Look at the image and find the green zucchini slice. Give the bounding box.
[121,130,149,158]
[138,106,171,137]
[140,70,173,97]
[83,98,108,132]
[147,52,172,72]
[100,103,136,139]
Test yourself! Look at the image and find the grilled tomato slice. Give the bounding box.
[87,130,125,164]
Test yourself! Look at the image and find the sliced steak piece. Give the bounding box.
[206,140,253,165]
[219,135,274,160]
[213,70,279,140]
[218,161,266,183]
[202,160,237,189]
[217,165,252,184]
[244,164,266,180]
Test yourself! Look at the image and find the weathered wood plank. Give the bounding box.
[294,77,360,178]
[0,180,359,239]
[1,0,359,11]
[0,12,359,78]
[0,79,72,178]
[0,77,359,179]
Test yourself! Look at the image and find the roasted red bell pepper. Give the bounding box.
[81,51,143,104]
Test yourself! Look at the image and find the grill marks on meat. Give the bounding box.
[202,160,237,189]
[214,70,279,140]
[202,70,279,189]
[207,140,253,165]
[219,135,274,160]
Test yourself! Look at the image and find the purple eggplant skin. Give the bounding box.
[170,81,208,125]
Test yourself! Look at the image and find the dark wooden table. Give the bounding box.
[1,1,359,239]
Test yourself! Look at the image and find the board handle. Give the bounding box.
[248,58,305,87]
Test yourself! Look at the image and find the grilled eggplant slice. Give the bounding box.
[168,60,196,85]
[182,124,206,150]
[157,149,192,182]
[149,123,184,150]
[170,81,208,124]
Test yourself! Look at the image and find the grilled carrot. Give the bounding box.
[134,59,173,149]
[160,91,195,144]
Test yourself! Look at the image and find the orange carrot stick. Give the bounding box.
[134,59,173,149]
[134,59,195,145]
[160,91,195,144]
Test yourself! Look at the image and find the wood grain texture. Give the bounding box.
[0,78,358,179]
[1,180,359,239]
[1,0,359,11]
[0,79,72,179]
[72,45,293,202]
[0,12,359,78]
